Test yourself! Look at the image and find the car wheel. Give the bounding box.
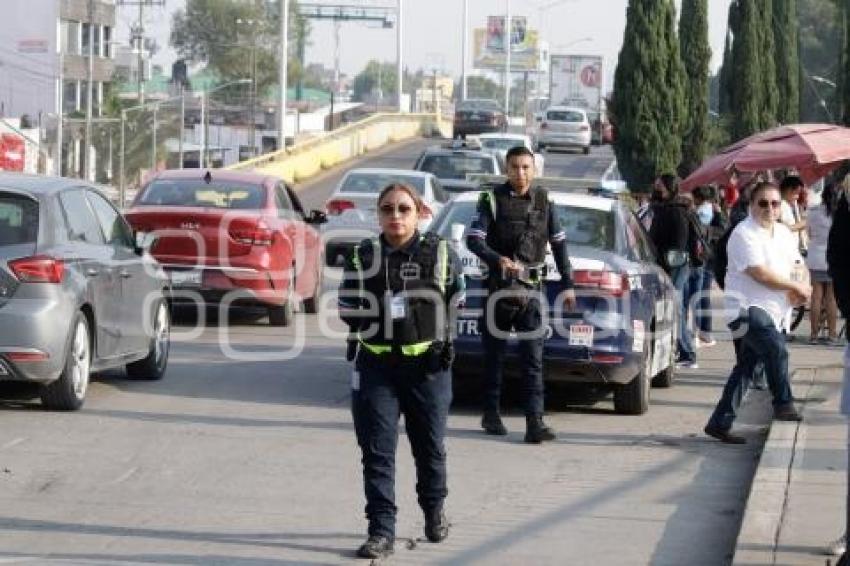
[269,267,296,327]
[41,312,91,411]
[613,341,650,415]
[126,300,170,380]
[302,262,322,314]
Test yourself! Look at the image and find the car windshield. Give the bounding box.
[432,201,615,251]
[0,194,38,246]
[340,173,427,194]
[457,100,501,112]
[480,138,526,151]
[138,179,266,209]
[547,110,585,122]
[418,154,497,180]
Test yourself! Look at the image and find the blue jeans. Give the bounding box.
[672,265,696,363]
[688,265,715,336]
[707,306,794,431]
[482,296,545,416]
[351,351,452,539]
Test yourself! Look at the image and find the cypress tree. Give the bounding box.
[678,0,711,176]
[612,0,686,190]
[718,17,735,116]
[730,0,763,140]
[759,0,779,129]
[842,0,850,125]
[773,0,799,123]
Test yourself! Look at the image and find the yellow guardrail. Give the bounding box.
[226,112,453,184]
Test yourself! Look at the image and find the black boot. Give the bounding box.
[356,535,394,559]
[524,414,556,443]
[424,509,450,542]
[481,411,508,435]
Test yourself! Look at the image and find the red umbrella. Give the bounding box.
[681,123,850,191]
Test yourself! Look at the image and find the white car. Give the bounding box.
[536,106,592,154]
[322,168,448,265]
[475,133,545,177]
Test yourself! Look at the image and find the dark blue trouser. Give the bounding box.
[351,351,452,539]
[707,306,794,431]
[672,264,697,363]
[686,265,714,336]
[482,296,545,416]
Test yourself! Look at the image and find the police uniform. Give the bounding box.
[466,182,573,438]
[338,230,464,550]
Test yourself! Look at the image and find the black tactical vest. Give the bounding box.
[483,185,550,264]
[353,233,449,348]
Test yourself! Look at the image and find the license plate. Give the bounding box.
[169,270,202,287]
[569,324,594,347]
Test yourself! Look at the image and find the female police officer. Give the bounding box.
[337,183,464,559]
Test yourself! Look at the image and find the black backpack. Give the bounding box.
[713,216,746,290]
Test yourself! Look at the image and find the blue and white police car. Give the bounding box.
[430,189,678,415]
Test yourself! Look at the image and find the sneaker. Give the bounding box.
[676,361,699,370]
[424,510,450,543]
[524,414,556,443]
[826,534,846,556]
[356,535,394,559]
[774,403,803,422]
[481,411,508,436]
[809,337,820,345]
[697,333,717,347]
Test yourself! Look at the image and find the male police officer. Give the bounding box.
[467,146,576,443]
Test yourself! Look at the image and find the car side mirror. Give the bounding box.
[134,231,158,255]
[308,209,328,225]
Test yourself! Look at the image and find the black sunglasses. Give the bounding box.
[757,199,782,209]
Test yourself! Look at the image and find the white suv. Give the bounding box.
[536,106,592,154]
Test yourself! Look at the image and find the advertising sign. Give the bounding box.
[549,54,604,112]
[474,16,540,72]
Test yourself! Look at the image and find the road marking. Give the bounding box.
[110,466,139,485]
[1,437,25,450]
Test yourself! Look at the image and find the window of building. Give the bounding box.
[62,20,80,55]
[63,80,78,113]
[79,80,89,113]
[93,24,101,57]
[81,22,91,54]
[103,26,111,58]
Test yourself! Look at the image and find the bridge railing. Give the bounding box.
[226,113,452,184]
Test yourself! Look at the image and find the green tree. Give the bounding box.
[678,0,711,176]
[758,0,779,129]
[729,0,764,139]
[774,0,800,123]
[612,0,686,190]
[170,0,309,95]
[797,0,841,121]
[464,76,502,101]
[718,5,736,116]
[351,61,398,103]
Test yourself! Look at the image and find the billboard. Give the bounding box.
[473,16,540,72]
[549,54,604,113]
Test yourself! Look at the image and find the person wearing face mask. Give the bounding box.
[337,183,465,559]
[691,187,726,346]
[704,181,812,444]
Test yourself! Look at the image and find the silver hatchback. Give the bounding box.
[0,173,170,410]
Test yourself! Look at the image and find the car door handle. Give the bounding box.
[119,271,132,279]
[85,268,99,277]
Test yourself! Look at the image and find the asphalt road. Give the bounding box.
[0,140,766,565]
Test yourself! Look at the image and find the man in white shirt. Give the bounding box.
[705,181,812,444]
[779,175,807,254]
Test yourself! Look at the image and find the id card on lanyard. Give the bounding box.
[390,295,407,320]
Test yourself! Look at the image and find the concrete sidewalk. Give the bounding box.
[735,339,846,566]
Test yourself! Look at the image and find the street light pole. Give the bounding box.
[119,109,126,206]
[461,0,468,101]
[279,0,289,150]
[56,52,64,176]
[151,103,158,172]
[504,0,512,117]
[397,0,403,112]
[200,91,206,168]
[84,0,95,180]
[178,86,184,169]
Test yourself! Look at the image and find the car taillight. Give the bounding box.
[326,199,355,216]
[8,256,65,283]
[419,203,433,220]
[230,221,274,246]
[6,350,49,362]
[580,124,590,132]
[572,270,629,297]
[540,122,548,130]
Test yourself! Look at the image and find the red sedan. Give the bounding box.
[125,170,326,326]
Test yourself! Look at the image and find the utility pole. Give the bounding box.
[151,103,158,172]
[56,51,64,176]
[462,0,468,101]
[504,0,512,117]
[279,0,289,150]
[178,86,184,169]
[84,0,95,180]
[116,2,165,103]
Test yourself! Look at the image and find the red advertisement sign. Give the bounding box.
[0,134,26,172]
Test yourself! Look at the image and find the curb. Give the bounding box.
[733,368,819,565]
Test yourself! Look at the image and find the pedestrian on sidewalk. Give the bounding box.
[338,183,464,559]
[779,175,808,257]
[807,182,840,344]
[825,176,850,563]
[704,181,812,444]
[648,174,698,369]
